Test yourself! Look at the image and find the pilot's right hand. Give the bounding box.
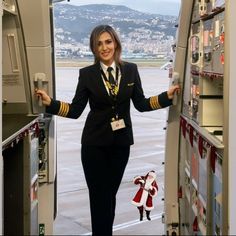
[35,89,51,106]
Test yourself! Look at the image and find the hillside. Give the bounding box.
[54,4,178,59]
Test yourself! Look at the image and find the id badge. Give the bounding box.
[111,119,126,131]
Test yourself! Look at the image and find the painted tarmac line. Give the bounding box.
[130,151,164,159]
[81,213,162,235]
[113,213,162,231]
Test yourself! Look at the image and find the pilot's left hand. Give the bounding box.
[167,85,181,100]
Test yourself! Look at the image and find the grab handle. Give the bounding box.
[172,72,180,105]
[34,73,48,106]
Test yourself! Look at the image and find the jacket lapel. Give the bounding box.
[117,63,127,100]
[92,63,113,103]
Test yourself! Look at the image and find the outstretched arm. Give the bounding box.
[35,69,89,119]
[131,64,180,111]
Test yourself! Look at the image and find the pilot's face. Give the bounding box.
[97,32,116,66]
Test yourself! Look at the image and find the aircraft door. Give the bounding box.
[17,0,55,115]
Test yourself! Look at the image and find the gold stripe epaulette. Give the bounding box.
[150,96,161,110]
[58,101,69,117]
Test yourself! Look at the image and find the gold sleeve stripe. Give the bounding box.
[58,102,65,116]
[58,102,62,116]
[155,96,161,109]
[62,102,69,116]
[150,97,155,109]
[58,102,69,117]
[150,96,161,110]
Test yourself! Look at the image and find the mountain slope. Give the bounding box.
[54,4,178,44]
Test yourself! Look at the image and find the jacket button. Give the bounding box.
[112,106,115,109]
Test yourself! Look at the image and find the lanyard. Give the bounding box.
[101,67,120,120]
[100,67,119,98]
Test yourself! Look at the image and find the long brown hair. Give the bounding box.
[90,25,122,65]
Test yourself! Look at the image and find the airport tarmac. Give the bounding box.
[53,67,169,235]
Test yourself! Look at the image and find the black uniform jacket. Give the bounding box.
[46,61,172,146]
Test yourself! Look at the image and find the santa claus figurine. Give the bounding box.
[131,170,158,221]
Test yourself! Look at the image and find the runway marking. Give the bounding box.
[81,213,162,235]
[154,144,165,148]
[113,213,162,231]
[130,151,164,159]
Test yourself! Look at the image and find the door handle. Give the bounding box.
[34,73,48,106]
[171,72,180,105]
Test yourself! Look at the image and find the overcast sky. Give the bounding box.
[64,0,181,16]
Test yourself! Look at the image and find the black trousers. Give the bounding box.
[81,145,130,236]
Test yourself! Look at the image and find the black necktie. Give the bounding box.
[107,67,116,85]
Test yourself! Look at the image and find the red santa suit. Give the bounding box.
[131,171,158,211]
